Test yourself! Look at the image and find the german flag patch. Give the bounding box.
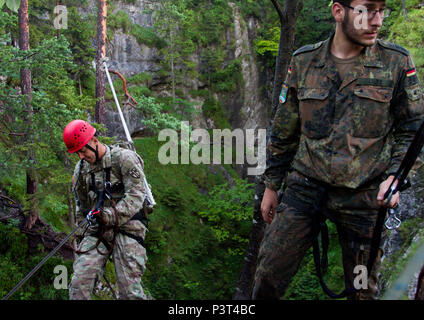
[406,68,417,77]
[406,68,419,86]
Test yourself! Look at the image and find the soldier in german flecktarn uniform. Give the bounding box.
[253,0,424,299]
[63,120,149,300]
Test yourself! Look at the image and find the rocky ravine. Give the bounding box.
[81,0,269,139]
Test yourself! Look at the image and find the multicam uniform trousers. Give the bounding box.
[69,232,148,300]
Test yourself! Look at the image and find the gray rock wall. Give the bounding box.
[83,0,269,139]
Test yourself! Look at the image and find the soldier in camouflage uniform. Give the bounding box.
[253,0,424,299]
[63,120,148,300]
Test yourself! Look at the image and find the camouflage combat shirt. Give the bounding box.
[73,145,147,236]
[265,35,424,190]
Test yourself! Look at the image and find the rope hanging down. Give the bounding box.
[101,56,156,210]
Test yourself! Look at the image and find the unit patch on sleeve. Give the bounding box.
[279,83,288,104]
[129,168,141,179]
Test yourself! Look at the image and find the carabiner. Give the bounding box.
[384,208,402,230]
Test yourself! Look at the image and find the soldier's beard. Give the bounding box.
[341,13,378,48]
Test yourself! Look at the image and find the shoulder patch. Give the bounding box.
[377,40,410,56]
[293,41,324,56]
[129,167,141,179]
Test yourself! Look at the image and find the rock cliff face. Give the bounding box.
[83,0,269,138]
[107,1,159,78]
[379,171,424,298]
[224,3,268,132]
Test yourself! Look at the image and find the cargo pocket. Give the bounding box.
[352,86,393,138]
[298,87,332,139]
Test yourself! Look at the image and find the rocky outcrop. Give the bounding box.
[379,170,424,299]
[227,3,268,132]
[82,0,269,139]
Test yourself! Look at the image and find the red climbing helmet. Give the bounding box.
[63,120,96,153]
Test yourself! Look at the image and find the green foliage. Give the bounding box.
[285,221,346,300]
[210,59,243,93]
[383,0,424,80]
[202,97,231,129]
[128,72,153,86]
[253,0,333,68]
[134,137,246,299]
[198,179,254,256]
[1,0,20,12]
[0,222,72,300]
[379,216,424,294]
[108,10,132,33]
[234,0,264,19]
[0,12,90,232]
[130,94,182,133]
[130,24,166,48]
[294,0,334,48]
[254,27,280,57]
[151,0,240,121]
[61,6,96,87]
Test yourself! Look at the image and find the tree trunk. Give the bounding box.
[19,0,39,230]
[233,0,303,300]
[401,0,408,21]
[56,0,61,39]
[270,0,303,119]
[170,31,176,109]
[95,0,107,124]
[78,75,82,96]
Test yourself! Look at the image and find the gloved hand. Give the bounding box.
[101,207,117,227]
[86,209,101,225]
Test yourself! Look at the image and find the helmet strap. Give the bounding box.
[85,144,99,163]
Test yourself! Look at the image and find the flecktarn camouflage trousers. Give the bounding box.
[69,233,148,300]
[253,170,385,300]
